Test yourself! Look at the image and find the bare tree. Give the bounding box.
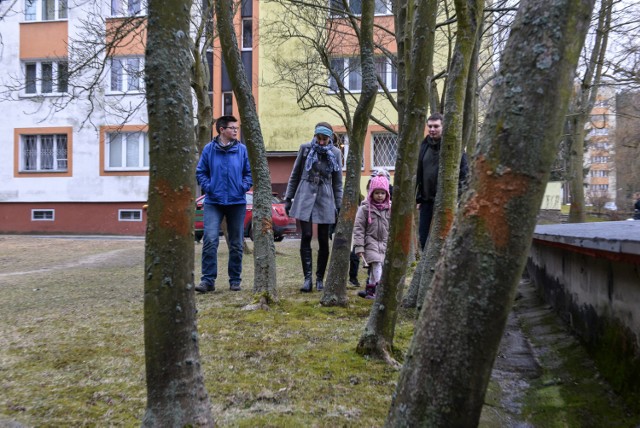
[142,0,213,424]
[215,0,279,304]
[355,0,438,363]
[567,0,613,222]
[320,0,379,306]
[386,0,595,423]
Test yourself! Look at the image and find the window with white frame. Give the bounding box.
[110,57,144,92]
[329,57,361,92]
[222,92,233,116]
[119,209,142,221]
[329,0,391,16]
[106,131,149,170]
[24,61,68,95]
[375,56,397,91]
[25,0,68,21]
[242,18,252,50]
[110,0,143,16]
[20,134,68,172]
[335,133,364,171]
[31,209,55,221]
[329,56,397,92]
[372,132,397,169]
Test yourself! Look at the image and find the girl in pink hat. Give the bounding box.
[352,175,391,299]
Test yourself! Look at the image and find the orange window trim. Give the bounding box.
[14,127,73,177]
[100,124,150,176]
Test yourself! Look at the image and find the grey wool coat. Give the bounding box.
[352,201,391,264]
[285,142,343,225]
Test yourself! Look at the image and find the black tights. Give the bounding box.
[299,221,330,253]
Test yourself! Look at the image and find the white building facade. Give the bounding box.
[0,0,150,235]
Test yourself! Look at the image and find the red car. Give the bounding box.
[195,191,297,242]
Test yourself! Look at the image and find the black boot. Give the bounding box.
[300,248,313,292]
[358,283,377,299]
[348,250,360,286]
[316,247,329,291]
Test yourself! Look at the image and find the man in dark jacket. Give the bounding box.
[195,115,253,293]
[416,112,468,250]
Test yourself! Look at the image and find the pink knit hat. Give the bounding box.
[367,175,390,222]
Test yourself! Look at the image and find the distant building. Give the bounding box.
[584,86,616,207]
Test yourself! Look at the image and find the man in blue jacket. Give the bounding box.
[195,115,253,293]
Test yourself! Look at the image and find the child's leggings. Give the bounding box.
[368,261,382,284]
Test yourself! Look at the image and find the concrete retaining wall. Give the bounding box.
[527,221,640,394]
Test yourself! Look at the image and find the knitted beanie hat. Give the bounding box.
[367,175,390,222]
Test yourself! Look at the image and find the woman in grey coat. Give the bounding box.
[284,122,343,292]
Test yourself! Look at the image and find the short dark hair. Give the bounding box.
[427,112,444,123]
[215,115,238,134]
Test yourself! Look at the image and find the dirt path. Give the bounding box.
[0,248,131,278]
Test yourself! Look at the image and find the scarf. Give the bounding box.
[304,137,341,174]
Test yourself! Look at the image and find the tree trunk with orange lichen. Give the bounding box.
[356,0,438,363]
[386,0,595,424]
[142,0,213,425]
[415,0,484,313]
[320,0,378,307]
[216,0,277,304]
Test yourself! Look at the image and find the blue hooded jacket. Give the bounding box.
[196,137,253,205]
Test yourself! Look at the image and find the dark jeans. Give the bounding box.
[202,203,246,286]
[418,200,434,250]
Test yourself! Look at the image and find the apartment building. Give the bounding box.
[0,0,405,235]
[584,86,616,207]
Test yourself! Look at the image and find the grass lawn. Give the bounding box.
[0,235,415,427]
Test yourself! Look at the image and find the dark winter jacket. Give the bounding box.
[285,142,343,224]
[415,136,469,203]
[196,137,253,205]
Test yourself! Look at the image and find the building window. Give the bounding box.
[119,209,142,221]
[110,57,144,92]
[330,57,396,92]
[25,0,67,21]
[329,0,392,16]
[24,61,68,95]
[106,132,149,170]
[20,134,68,172]
[372,132,397,169]
[110,0,143,16]
[335,133,364,171]
[31,209,55,221]
[242,18,253,50]
[375,57,397,91]
[222,92,233,116]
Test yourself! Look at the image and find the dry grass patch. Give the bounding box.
[0,236,413,427]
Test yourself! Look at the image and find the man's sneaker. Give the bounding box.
[349,278,360,287]
[195,281,215,293]
[230,283,241,292]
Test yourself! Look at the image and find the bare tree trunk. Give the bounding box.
[386,0,595,424]
[215,0,278,304]
[416,0,484,312]
[142,0,213,425]
[567,0,612,223]
[356,0,438,363]
[321,0,378,307]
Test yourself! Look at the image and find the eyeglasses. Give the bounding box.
[224,126,240,131]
